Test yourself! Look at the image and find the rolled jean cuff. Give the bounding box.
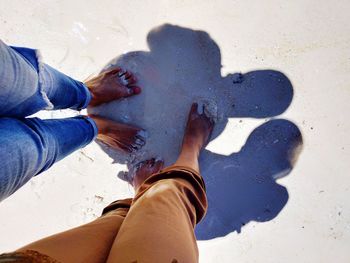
[80,115,98,141]
[78,83,92,110]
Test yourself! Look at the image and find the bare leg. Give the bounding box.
[174,102,214,173]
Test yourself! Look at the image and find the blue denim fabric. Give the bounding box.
[0,40,98,201]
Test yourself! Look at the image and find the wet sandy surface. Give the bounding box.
[1,1,350,262]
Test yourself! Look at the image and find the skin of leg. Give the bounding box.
[16,199,132,263]
[173,102,214,174]
[173,144,200,173]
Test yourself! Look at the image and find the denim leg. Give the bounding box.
[0,40,91,117]
[0,116,98,201]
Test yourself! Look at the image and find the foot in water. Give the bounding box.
[89,115,146,153]
[181,102,215,156]
[131,102,214,188]
[169,102,215,173]
[85,67,141,107]
[133,158,164,190]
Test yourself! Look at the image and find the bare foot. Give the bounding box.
[90,115,146,153]
[133,158,164,190]
[85,67,141,107]
[182,103,215,155]
[171,103,215,173]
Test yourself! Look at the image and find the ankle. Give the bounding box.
[89,115,108,135]
[182,138,202,154]
[180,144,200,160]
[174,150,200,173]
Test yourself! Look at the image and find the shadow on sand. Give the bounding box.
[89,24,303,240]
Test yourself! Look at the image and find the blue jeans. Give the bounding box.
[0,40,98,201]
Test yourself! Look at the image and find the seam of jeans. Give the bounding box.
[35,49,54,110]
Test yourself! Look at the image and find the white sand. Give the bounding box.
[1,1,350,262]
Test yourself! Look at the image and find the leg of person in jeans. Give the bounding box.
[0,40,141,117]
[2,103,213,263]
[0,40,145,201]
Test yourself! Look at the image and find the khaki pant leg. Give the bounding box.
[106,166,207,263]
[17,198,132,263]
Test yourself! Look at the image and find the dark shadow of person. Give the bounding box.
[196,119,302,240]
[88,24,303,240]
